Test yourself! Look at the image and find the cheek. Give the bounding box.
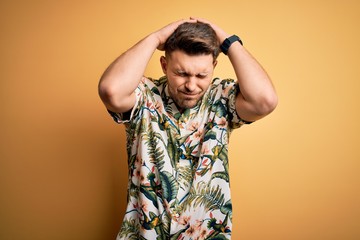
[167,79,181,95]
[168,76,185,89]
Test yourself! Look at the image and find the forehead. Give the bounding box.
[167,50,214,73]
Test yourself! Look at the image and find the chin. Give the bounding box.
[178,100,199,110]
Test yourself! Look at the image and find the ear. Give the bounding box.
[213,60,218,69]
[160,56,167,74]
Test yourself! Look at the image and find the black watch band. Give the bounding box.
[220,35,243,55]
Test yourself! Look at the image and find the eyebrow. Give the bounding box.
[175,70,209,76]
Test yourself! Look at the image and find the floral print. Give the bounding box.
[108,76,249,240]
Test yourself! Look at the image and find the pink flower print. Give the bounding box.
[194,128,204,141]
[132,202,139,210]
[216,116,227,127]
[187,121,200,131]
[178,215,191,225]
[140,173,148,185]
[201,145,211,155]
[199,228,208,239]
[134,156,142,172]
[135,169,141,178]
[186,225,195,237]
[194,219,204,231]
[140,202,148,213]
[155,101,162,112]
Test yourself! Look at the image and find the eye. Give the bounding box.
[177,72,188,77]
[196,74,208,79]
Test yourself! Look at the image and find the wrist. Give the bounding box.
[220,35,243,55]
[218,34,231,45]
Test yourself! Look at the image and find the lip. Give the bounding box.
[180,92,199,98]
[179,91,199,96]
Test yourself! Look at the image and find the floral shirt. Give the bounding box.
[108,76,249,240]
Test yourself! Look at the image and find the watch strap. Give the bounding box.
[220,35,243,55]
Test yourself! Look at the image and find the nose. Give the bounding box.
[184,77,197,92]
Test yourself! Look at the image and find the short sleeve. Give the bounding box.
[220,79,253,128]
[106,79,145,124]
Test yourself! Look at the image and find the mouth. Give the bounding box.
[182,94,198,100]
[179,91,200,98]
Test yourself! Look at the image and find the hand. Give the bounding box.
[154,18,197,51]
[190,17,230,44]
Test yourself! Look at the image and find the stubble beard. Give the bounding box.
[168,85,205,112]
[172,93,204,112]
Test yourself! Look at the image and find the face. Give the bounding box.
[160,50,217,111]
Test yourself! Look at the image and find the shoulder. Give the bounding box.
[151,76,168,87]
[140,76,167,90]
[211,78,236,88]
[209,78,238,96]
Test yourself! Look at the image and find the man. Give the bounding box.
[99,17,277,240]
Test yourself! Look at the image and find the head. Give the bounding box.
[163,22,220,61]
[160,22,220,111]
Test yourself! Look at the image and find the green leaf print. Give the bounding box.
[177,165,193,190]
[210,171,229,182]
[128,181,140,199]
[212,99,227,119]
[204,129,217,141]
[140,184,158,208]
[145,129,165,164]
[186,181,225,212]
[166,130,179,169]
[220,200,232,217]
[151,86,160,95]
[139,118,148,136]
[159,171,178,202]
[218,146,228,162]
[169,225,190,240]
[119,218,140,240]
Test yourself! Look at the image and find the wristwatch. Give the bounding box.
[220,35,243,55]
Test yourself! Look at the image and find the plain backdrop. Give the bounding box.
[1,0,359,239]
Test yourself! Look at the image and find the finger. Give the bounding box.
[183,18,197,23]
[190,16,209,24]
[171,18,196,29]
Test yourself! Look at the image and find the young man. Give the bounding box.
[99,17,277,240]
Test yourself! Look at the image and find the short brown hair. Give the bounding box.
[164,22,220,61]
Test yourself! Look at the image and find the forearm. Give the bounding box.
[227,42,278,121]
[98,33,159,112]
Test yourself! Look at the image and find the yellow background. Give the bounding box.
[1,0,359,239]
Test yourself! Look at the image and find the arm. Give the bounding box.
[193,18,278,122]
[98,19,196,113]
[227,41,278,122]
